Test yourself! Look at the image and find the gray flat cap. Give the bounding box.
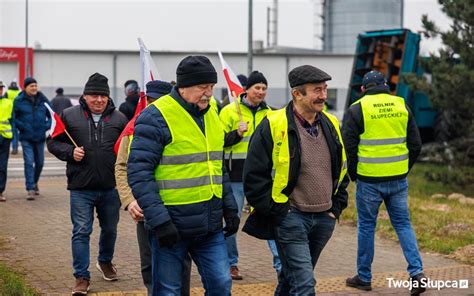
[288,65,332,88]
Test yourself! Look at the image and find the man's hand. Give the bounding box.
[73,146,85,162]
[223,214,240,237]
[237,122,248,137]
[127,200,144,223]
[154,221,180,248]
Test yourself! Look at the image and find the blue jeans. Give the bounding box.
[21,140,44,191]
[356,178,423,282]
[70,189,121,279]
[274,208,336,296]
[267,240,281,275]
[150,231,231,296]
[226,182,245,267]
[0,137,11,193]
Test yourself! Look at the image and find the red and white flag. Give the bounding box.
[44,103,66,138]
[114,38,161,154]
[218,50,244,101]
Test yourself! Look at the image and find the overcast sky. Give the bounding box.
[0,0,450,55]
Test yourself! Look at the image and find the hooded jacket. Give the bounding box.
[119,94,140,121]
[47,97,127,190]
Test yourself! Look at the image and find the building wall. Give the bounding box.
[31,50,354,119]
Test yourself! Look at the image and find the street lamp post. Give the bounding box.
[25,0,29,77]
[247,0,253,76]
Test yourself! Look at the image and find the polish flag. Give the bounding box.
[44,103,66,138]
[114,38,161,154]
[218,50,245,100]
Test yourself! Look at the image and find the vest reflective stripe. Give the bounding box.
[241,136,251,142]
[359,154,409,164]
[359,137,406,145]
[354,93,409,177]
[158,175,223,190]
[153,95,224,206]
[220,97,270,161]
[161,151,222,165]
[0,99,13,139]
[267,108,347,203]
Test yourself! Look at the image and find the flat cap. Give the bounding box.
[288,65,331,88]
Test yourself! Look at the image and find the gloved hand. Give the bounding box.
[154,221,180,248]
[223,214,240,237]
[270,202,290,226]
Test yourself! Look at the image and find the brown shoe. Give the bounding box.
[0,193,6,202]
[34,184,40,195]
[230,266,243,280]
[26,191,35,200]
[72,277,90,295]
[96,261,118,281]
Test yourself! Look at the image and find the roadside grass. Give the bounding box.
[340,163,474,263]
[0,261,39,296]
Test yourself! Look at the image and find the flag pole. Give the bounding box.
[64,129,79,148]
[231,91,244,123]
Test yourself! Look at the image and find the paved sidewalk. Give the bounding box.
[0,177,472,295]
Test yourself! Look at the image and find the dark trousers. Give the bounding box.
[0,137,11,193]
[274,208,336,296]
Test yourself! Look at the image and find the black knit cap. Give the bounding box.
[24,77,37,88]
[246,71,268,90]
[176,56,217,88]
[288,65,331,88]
[83,72,110,96]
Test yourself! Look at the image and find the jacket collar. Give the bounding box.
[363,84,391,96]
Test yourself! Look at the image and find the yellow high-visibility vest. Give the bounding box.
[267,108,347,203]
[353,93,409,177]
[219,96,270,161]
[0,98,13,139]
[6,89,20,102]
[152,95,224,205]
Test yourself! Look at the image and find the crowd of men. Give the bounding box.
[0,55,427,296]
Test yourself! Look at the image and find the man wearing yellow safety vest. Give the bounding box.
[219,70,271,280]
[343,71,425,295]
[243,65,349,295]
[0,81,13,201]
[128,55,239,296]
[114,79,194,296]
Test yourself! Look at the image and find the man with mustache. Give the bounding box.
[243,65,349,295]
[219,70,272,280]
[127,55,239,296]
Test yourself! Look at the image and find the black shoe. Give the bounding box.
[346,275,372,291]
[410,273,426,295]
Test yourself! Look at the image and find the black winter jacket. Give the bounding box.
[119,94,140,121]
[47,97,127,190]
[127,87,238,238]
[342,87,422,183]
[242,102,349,239]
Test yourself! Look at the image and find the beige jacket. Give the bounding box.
[115,135,135,210]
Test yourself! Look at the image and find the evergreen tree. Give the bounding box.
[406,0,474,140]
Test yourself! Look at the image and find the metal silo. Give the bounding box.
[322,0,403,54]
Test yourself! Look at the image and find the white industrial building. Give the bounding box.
[0,49,354,119]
